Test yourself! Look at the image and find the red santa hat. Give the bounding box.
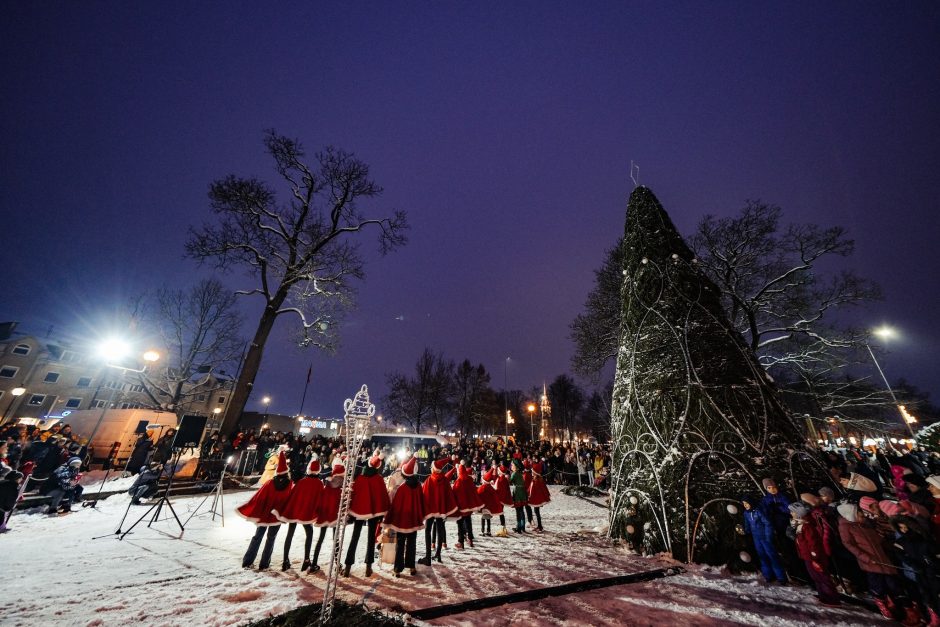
[369,448,383,469]
[432,458,448,473]
[332,456,346,476]
[275,450,289,476]
[400,455,418,477]
[457,460,471,480]
[483,467,497,482]
[498,464,510,476]
[306,455,321,475]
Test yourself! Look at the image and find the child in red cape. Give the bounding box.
[238,451,292,570]
[383,455,425,577]
[453,460,483,549]
[308,457,346,573]
[477,465,504,537]
[418,457,458,565]
[528,460,551,532]
[344,449,391,577]
[276,456,324,571]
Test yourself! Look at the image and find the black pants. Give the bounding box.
[534,507,543,529]
[481,516,491,534]
[312,526,333,566]
[457,515,474,543]
[514,506,526,531]
[47,486,83,512]
[345,517,380,565]
[395,531,417,572]
[525,504,533,522]
[424,518,446,559]
[243,525,280,568]
[283,522,313,563]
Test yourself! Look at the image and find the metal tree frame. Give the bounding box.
[319,384,375,625]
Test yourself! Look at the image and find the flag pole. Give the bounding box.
[298,364,312,416]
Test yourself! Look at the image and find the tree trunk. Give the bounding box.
[218,300,282,436]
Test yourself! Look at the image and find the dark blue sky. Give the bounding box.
[3,2,939,420]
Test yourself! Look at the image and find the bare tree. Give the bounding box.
[570,238,624,380]
[383,349,454,434]
[452,360,495,437]
[135,278,244,413]
[186,131,408,434]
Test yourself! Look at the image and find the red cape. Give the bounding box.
[383,481,426,533]
[314,476,343,527]
[422,472,458,519]
[274,475,323,524]
[237,478,293,526]
[477,482,503,515]
[528,474,551,507]
[453,473,484,515]
[349,471,391,520]
[495,475,513,506]
[523,469,532,491]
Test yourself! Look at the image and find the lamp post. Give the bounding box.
[866,325,915,439]
[527,403,536,442]
[503,357,510,439]
[0,387,26,426]
[84,339,160,462]
[262,395,271,425]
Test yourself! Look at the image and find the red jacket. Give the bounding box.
[838,518,897,575]
[795,518,828,565]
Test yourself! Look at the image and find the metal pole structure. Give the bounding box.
[503,358,509,439]
[866,343,915,438]
[320,384,375,625]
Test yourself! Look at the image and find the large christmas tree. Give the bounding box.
[609,186,818,562]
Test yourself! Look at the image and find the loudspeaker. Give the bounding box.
[134,420,149,435]
[172,414,208,448]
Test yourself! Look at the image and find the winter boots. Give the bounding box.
[494,526,509,538]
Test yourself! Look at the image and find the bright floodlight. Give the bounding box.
[527,403,536,412]
[142,350,160,362]
[99,338,130,362]
[873,325,898,341]
[11,387,26,397]
[262,396,271,405]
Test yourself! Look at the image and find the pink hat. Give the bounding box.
[858,496,879,513]
[878,500,902,517]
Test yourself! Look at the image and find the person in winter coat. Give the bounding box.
[237,451,292,570]
[493,463,513,536]
[477,466,504,537]
[344,450,391,577]
[126,433,153,475]
[790,502,840,606]
[522,459,534,524]
[0,470,24,529]
[275,456,324,573]
[510,458,528,533]
[45,456,83,514]
[452,460,484,549]
[383,456,425,577]
[308,457,346,573]
[151,429,176,465]
[904,474,935,515]
[527,460,551,532]
[741,495,788,583]
[128,462,163,504]
[837,502,912,622]
[759,478,791,535]
[891,514,940,626]
[926,476,940,542]
[418,458,458,566]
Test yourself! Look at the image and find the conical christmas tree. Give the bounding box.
[609,186,817,562]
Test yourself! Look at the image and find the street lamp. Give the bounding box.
[527,403,536,441]
[866,325,915,439]
[0,387,26,426]
[84,343,160,461]
[262,395,271,424]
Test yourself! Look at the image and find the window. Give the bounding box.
[217,397,225,404]
[104,380,125,390]
[44,372,60,383]
[128,384,144,393]
[77,377,92,388]
[12,344,30,355]
[121,401,145,410]
[27,394,45,406]
[91,399,106,409]
[65,397,82,409]
[197,394,206,401]
[0,366,18,378]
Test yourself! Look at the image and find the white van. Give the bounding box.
[369,432,449,458]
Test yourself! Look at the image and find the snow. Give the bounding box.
[2,486,882,626]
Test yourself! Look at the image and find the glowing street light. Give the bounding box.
[0,387,26,425]
[527,403,536,441]
[866,324,915,439]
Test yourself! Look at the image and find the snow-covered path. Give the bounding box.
[3,485,880,626]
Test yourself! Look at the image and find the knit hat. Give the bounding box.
[483,467,497,483]
[67,456,82,467]
[818,487,836,500]
[878,500,902,517]
[432,458,448,473]
[761,478,777,490]
[788,502,811,520]
[858,496,879,513]
[837,502,858,522]
[306,455,321,475]
[740,495,757,507]
[275,451,289,476]
[844,472,876,493]
[400,455,418,477]
[799,492,820,507]
[368,449,383,469]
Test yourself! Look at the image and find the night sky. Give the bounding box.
[3,3,939,421]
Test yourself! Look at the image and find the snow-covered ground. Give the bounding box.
[3,485,881,626]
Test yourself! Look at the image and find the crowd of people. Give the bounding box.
[734,446,940,626]
[234,435,580,578]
